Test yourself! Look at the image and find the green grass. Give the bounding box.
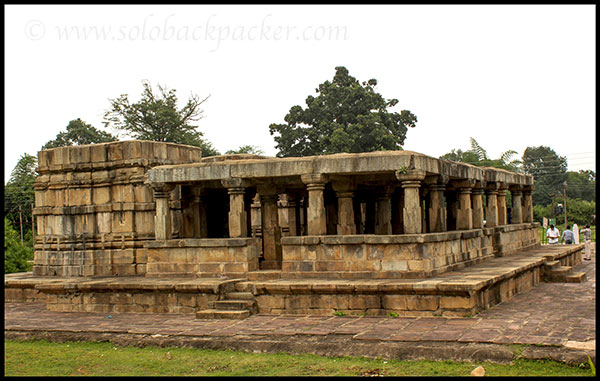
[4,339,595,377]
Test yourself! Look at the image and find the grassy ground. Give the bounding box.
[538,224,596,245]
[4,340,594,377]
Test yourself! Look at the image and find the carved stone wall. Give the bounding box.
[32,141,202,277]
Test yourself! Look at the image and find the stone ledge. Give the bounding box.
[145,238,259,248]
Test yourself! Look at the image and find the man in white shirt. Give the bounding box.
[546,224,560,244]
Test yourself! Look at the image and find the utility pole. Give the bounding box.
[18,204,23,245]
[31,203,35,240]
[563,181,568,228]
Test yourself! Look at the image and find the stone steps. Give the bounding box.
[247,270,282,281]
[566,272,587,283]
[543,265,573,282]
[196,309,251,319]
[197,284,257,319]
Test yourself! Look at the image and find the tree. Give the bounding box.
[522,146,568,206]
[566,170,596,202]
[4,218,33,273]
[269,66,417,157]
[4,153,37,240]
[42,118,117,150]
[440,138,522,172]
[225,145,265,155]
[103,81,219,156]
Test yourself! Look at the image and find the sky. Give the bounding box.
[4,4,596,184]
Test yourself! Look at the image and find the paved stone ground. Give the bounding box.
[4,245,595,365]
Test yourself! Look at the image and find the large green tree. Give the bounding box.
[440,138,522,172]
[566,170,596,202]
[103,81,219,156]
[269,66,417,157]
[522,146,568,206]
[4,153,38,240]
[42,118,117,150]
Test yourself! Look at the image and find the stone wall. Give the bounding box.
[144,238,261,278]
[33,141,203,277]
[280,230,496,279]
[492,223,540,257]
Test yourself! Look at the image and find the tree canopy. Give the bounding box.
[42,118,117,150]
[522,146,568,206]
[439,138,522,172]
[103,81,219,156]
[225,145,265,155]
[269,66,417,157]
[4,153,37,237]
[566,170,596,202]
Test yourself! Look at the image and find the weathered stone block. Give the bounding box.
[406,295,439,311]
[349,294,380,309]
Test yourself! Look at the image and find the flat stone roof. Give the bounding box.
[148,150,533,187]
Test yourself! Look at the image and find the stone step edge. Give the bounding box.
[566,272,587,283]
[196,309,251,319]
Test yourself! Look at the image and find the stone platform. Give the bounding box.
[4,246,595,366]
[5,244,584,317]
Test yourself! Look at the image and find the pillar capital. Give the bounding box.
[450,179,476,189]
[221,178,252,189]
[151,183,175,197]
[395,169,426,182]
[301,173,328,185]
[485,182,499,193]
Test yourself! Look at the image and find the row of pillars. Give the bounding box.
[151,171,533,269]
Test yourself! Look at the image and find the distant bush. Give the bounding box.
[4,218,33,273]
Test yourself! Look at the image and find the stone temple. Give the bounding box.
[5,140,584,318]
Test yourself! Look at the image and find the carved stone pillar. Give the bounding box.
[190,187,208,238]
[426,177,447,233]
[511,186,523,224]
[497,184,508,225]
[286,193,300,236]
[396,170,426,234]
[152,183,175,240]
[258,185,282,270]
[301,174,328,235]
[471,184,485,229]
[485,183,499,228]
[222,179,249,238]
[523,186,534,223]
[332,184,356,235]
[375,186,394,235]
[453,180,474,230]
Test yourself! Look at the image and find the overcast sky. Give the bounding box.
[4,4,596,184]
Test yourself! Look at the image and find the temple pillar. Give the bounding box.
[396,170,426,234]
[471,183,485,229]
[152,183,175,240]
[332,181,356,235]
[485,183,499,228]
[190,187,208,238]
[375,186,394,235]
[301,174,328,235]
[511,186,523,224]
[222,179,249,238]
[523,186,534,223]
[497,184,508,225]
[286,193,300,236]
[426,177,447,233]
[258,185,282,270]
[453,180,474,230]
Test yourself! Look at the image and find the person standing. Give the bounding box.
[580,224,592,260]
[561,225,575,244]
[546,224,560,244]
